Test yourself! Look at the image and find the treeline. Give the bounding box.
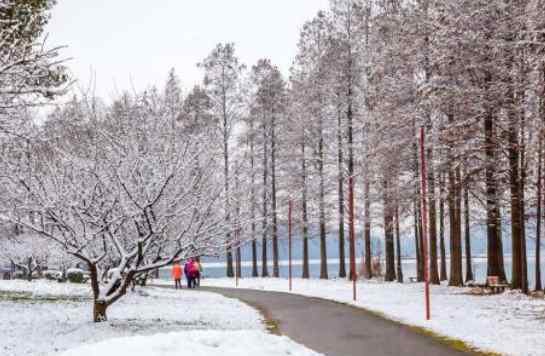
[194,0,545,294]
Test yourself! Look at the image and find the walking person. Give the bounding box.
[194,257,203,287]
[172,262,183,289]
[184,258,194,289]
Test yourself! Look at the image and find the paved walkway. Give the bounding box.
[203,287,472,356]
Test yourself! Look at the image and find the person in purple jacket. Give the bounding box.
[184,258,194,288]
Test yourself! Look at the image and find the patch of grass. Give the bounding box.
[409,326,502,356]
[0,291,89,303]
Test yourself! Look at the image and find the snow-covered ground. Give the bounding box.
[0,280,321,356]
[199,277,545,356]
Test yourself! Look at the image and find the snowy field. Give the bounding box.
[199,277,545,356]
[0,280,321,356]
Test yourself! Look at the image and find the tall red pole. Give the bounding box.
[349,175,357,301]
[288,199,293,292]
[419,127,431,320]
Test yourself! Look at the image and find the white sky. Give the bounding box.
[46,0,330,101]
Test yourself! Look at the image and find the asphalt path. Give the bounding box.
[201,287,473,356]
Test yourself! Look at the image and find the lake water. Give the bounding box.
[160,257,545,289]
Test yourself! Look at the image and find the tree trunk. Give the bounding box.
[427,147,440,285]
[364,176,372,278]
[337,100,346,278]
[414,198,422,281]
[448,128,463,286]
[301,139,310,279]
[224,103,233,278]
[395,200,403,283]
[439,172,448,281]
[520,110,528,294]
[250,128,259,277]
[413,122,423,282]
[463,174,474,282]
[319,115,328,280]
[93,300,108,323]
[383,178,396,282]
[271,112,279,278]
[346,74,356,282]
[536,137,543,291]
[262,122,269,277]
[484,95,506,281]
[508,101,523,289]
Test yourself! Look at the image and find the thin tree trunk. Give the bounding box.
[383,178,396,282]
[223,88,233,278]
[520,110,528,294]
[250,130,258,277]
[413,120,423,282]
[395,199,403,283]
[301,138,310,279]
[364,176,372,278]
[428,147,439,285]
[439,172,448,281]
[463,173,474,282]
[319,129,328,279]
[271,110,279,278]
[536,137,543,291]
[262,121,269,277]
[337,99,346,278]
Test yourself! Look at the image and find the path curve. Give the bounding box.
[202,286,472,356]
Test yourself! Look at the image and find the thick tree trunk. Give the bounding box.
[337,102,346,278]
[464,175,474,282]
[448,135,463,286]
[509,108,523,289]
[395,201,403,283]
[364,176,372,279]
[301,139,310,279]
[484,99,506,281]
[439,172,448,281]
[383,179,396,282]
[427,147,439,285]
[93,300,108,323]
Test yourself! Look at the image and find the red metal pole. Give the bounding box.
[288,199,293,292]
[349,175,357,301]
[419,127,431,320]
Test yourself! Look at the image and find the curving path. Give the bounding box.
[201,287,473,356]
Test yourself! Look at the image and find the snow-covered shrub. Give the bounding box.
[44,270,63,281]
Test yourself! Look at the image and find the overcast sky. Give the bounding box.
[46,0,329,101]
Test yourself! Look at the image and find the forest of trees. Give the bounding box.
[208,0,545,294]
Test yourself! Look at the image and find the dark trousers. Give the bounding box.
[186,277,193,288]
[174,278,182,289]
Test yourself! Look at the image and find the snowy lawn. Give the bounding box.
[198,277,545,356]
[0,280,321,356]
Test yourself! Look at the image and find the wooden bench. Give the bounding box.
[487,276,508,294]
